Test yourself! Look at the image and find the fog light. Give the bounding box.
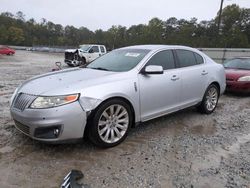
[54,128,60,136]
[34,125,61,139]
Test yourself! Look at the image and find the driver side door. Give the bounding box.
[89,46,101,62]
[138,50,182,121]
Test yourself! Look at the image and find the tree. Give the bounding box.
[16,11,25,21]
[0,6,249,48]
[0,25,8,43]
[7,26,25,45]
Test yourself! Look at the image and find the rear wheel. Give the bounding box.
[88,99,132,148]
[197,84,219,114]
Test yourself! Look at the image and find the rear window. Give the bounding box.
[194,53,204,64]
[176,50,197,67]
[100,46,105,53]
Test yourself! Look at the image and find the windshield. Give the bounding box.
[223,58,250,70]
[87,49,150,72]
[79,45,91,52]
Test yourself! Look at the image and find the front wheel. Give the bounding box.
[197,84,219,114]
[88,99,132,148]
[80,57,86,66]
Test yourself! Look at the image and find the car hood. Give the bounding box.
[65,49,77,53]
[225,68,250,81]
[18,68,121,95]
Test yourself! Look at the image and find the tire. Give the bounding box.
[80,57,86,66]
[88,99,132,148]
[67,63,74,67]
[197,84,219,114]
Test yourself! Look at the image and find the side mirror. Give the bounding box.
[89,49,94,53]
[141,65,164,74]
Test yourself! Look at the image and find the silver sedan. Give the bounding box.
[10,45,226,147]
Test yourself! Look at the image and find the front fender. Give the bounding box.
[79,53,90,63]
[79,79,140,122]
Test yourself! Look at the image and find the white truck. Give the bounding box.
[64,44,107,67]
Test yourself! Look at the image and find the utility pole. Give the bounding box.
[218,0,224,33]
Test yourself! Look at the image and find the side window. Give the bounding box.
[100,46,105,53]
[176,50,197,67]
[194,53,204,64]
[91,46,99,53]
[146,50,175,70]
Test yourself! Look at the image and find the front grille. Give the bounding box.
[65,52,75,60]
[13,93,37,111]
[14,120,30,135]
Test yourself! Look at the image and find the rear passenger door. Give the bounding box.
[174,49,208,108]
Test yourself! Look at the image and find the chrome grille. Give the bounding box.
[13,93,37,111]
[14,120,30,135]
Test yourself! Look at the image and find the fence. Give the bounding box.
[8,46,250,63]
[198,48,250,64]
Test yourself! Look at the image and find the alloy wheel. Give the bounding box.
[98,104,129,144]
[205,86,218,111]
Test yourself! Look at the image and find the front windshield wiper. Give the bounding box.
[89,67,110,71]
[225,67,249,70]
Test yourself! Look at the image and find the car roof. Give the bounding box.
[80,44,104,46]
[120,45,196,51]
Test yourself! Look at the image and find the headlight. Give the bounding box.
[30,94,79,109]
[238,76,250,82]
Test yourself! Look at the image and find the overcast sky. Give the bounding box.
[0,0,249,31]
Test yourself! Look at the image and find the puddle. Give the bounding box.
[192,133,250,171]
[190,124,216,135]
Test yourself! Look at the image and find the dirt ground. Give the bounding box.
[0,50,250,188]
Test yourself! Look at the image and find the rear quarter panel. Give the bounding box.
[205,57,226,95]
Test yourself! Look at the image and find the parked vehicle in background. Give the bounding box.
[10,45,226,148]
[64,44,107,67]
[223,57,250,93]
[0,46,15,55]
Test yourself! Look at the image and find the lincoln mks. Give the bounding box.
[10,45,226,147]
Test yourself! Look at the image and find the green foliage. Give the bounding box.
[0,5,249,48]
[7,26,25,44]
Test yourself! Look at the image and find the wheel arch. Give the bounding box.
[95,96,136,127]
[80,55,86,62]
[84,96,137,138]
[209,81,220,94]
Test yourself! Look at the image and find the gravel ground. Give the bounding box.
[0,50,249,188]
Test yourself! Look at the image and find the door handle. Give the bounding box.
[201,70,208,75]
[171,75,180,81]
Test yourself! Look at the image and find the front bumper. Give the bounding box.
[10,101,87,143]
[226,81,250,93]
[64,59,75,65]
